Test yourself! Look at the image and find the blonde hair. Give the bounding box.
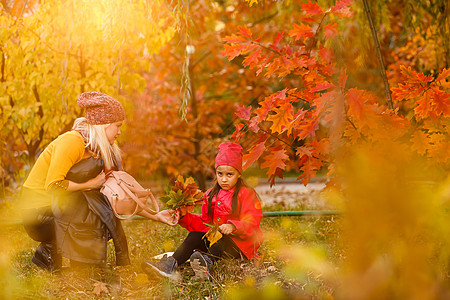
[72,117,122,170]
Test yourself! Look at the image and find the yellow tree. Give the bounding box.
[0,0,175,193]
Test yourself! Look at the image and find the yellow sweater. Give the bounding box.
[22,131,86,209]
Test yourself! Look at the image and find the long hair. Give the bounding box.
[207,177,244,218]
[72,117,121,170]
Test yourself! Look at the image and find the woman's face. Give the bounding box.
[216,165,241,191]
[105,121,122,145]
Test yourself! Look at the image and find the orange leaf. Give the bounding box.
[242,142,266,171]
[272,32,284,46]
[238,25,252,39]
[310,82,334,93]
[318,45,333,63]
[221,44,247,61]
[243,48,262,67]
[346,88,367,120]
[298,157,319,186]
[301,1,323,15]
[435,68,450,83]
[431,89,450,117]
[267,103,294,134]
[296,117,319,140]
[332,0,353,11]
[324,22,338,39]
[414,92,433,120]
[289,23,314,41]
[260,147,289,182]
[296,146,314,158]
[223,34,247,44]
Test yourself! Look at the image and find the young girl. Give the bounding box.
[21,92,175,271]
[142,142,264,280]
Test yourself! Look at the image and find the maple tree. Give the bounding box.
[121,0,283,188]
[222,0,449,187]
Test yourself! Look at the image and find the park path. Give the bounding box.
[252,178,327,210]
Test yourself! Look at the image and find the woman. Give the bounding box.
[21,92,175,271]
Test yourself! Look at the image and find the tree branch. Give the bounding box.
[362,0,393,109]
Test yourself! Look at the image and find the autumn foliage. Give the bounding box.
[222,0,449,187]
[159,175,204,215]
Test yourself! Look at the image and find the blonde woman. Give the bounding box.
[21,92,175,271]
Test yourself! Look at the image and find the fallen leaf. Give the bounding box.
[92,281,108,296]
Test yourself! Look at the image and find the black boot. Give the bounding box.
[32,242,62,271]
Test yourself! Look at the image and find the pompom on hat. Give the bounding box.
[77,92,125,125]
[215,142,243,174]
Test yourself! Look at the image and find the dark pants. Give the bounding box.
[22,206,61,270]
[172,231,244,265]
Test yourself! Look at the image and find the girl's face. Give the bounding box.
[216,165,241,191]
[105,121,122,145]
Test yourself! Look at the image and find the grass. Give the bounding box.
[0,200,342,299]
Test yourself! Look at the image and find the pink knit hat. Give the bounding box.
[215,142,243,174]
[77,92,125,125]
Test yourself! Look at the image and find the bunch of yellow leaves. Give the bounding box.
[160,175,204,215]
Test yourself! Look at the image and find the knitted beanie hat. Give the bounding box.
[77,92,125,125]
[215,142,243,174]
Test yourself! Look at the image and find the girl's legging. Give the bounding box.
[172,231,245,265]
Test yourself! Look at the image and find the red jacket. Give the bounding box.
[178,186,264,259]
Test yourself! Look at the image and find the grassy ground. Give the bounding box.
[1,199,342,299]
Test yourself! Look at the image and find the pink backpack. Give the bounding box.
[101,171,159,220]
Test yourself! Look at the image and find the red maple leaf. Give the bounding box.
[296,146,314,158]
[272,32,284,46]
[414,91,433,120]
[242,142,266,171]
[431,89,450,117]
[296,117,319,140]
[243,48,262,68]
[435,68,450,82]
[301,1,323,15]
[261,147,288,186]
[236,105,251,120]
[332,0,353,11]
[318,45,333,63]
[310,82,334,93]
[289,23,314,41]
[238,25,253,38]
[298,157,319,186]
[231,123,245,142]
[324,22,338,39]
[222,34,247,44]
[221,44,247,61]
[346,88,367,120]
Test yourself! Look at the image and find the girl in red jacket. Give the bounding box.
[142,142,264,280]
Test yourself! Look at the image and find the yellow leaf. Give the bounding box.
[202,225,223,246]
[245,0,259,7]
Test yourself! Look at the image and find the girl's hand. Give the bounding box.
[219,223,236,235]
[157,209,179,226]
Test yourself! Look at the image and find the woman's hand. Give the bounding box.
[156,209,180,226]
[219,223,236,235]
[87,171,106,189]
